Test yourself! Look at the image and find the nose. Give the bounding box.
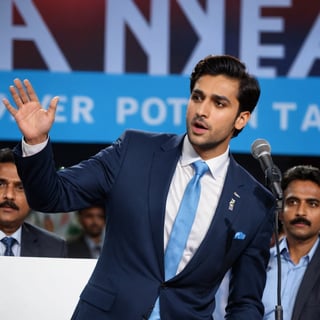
[2,184,15,200]
[196,100,210,117]
[295,201,307,216]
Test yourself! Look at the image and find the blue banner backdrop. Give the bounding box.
[1,1,320,155]
[1,71,319,156]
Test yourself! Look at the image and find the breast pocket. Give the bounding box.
[80,282,116,312]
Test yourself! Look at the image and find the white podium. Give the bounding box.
[0,257,97,320]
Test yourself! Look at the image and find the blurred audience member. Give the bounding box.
[0,148,67,257]
[67,205,106,259]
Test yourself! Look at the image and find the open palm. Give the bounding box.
[2,79,58,144]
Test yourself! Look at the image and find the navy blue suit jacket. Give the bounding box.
[14,130,275,319]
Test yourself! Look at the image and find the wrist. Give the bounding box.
[24,135,48,145]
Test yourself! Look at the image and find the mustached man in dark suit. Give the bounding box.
[0,148,67,257]
[263,165,320,320]
[3,55,275,319]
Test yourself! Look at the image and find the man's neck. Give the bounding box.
[287,236,318,264]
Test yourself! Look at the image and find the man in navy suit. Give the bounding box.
[0,148,67,257]
[3,55,275,319]
[263,165,320,320]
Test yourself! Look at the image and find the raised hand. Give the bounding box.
[2,78,59,145]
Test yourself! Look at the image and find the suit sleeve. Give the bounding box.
[225,195,275,319]
[13,135,125,213]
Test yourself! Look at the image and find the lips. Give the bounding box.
[0,201,19,211]
[290,218,311,227]
[192,119,208,134]
[0,205,17,212]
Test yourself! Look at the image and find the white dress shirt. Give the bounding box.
[165,136,229,273]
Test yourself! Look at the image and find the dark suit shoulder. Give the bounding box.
[123,129,177,140]
[119,129,182,148]
[21,222,67,258]
[228,155,276,213]
[292,240,320,320]
[23,222,65,242]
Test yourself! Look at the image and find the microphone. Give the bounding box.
[251,139,283,200]
[252,139,284,320]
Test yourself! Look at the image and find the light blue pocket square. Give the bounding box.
[234,232,246,240]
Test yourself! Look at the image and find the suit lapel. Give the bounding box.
[148,134,184,275]
[291,239,320,320]
[213,157,246,252]
[173,156,246,278]
[20,223,39,257]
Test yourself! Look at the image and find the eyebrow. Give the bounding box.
[0,178,23,184]
[306,198,320,203]
[211,93,231,104]
[192,89,231,104]
[286,196,320,203]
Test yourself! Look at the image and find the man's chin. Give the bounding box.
[188,135,211,149]
[188,131,206,143]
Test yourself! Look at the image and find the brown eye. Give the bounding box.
[215,101,224,107]
[309,200,320,208]
[16,184,24,192]
[0,181,7,188]
[191,93,201,102]
[285,198,298,207]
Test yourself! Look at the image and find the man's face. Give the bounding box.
[186,74,250,159]
[281,179,320,242]
[0,162,30,233]
[78,206,106,238]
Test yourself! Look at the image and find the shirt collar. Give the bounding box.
[180,135,230,179]
[273,236,320,262]
[0,226,22,245]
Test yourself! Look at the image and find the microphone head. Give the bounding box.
[251,139,271,159]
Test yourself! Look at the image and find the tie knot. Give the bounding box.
[1,237,16,256]
[1,237,16,247]
[192,160,208,177]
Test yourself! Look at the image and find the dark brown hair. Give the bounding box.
[190,55,260,137]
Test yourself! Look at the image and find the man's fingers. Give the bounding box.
[23,79,40,102]
[13,78,29,104]
[2,98,17,116]
[9,84,24,108]
[5,79,56,119]
[48,96,59,116]
[6,78,41,110]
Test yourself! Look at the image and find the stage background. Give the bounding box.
[1,0,319,182]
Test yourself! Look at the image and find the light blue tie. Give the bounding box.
[1,237,16,256]
[149,160,209,319]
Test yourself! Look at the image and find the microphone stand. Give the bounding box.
[273,200,283,320]
[264,166,283,320]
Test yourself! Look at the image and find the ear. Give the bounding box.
[235,111,251,130]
